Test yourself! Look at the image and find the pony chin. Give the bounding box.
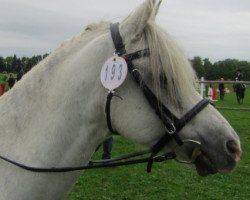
[194,153,218,176]
[194,150,239,176]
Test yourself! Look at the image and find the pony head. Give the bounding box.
[105,0,241,176]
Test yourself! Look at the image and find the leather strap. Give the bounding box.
[110,23,126,55]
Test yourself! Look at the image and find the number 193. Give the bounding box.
[105,63,123,81]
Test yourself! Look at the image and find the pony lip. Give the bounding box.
[193,140,241,176]
[194,152,218,176]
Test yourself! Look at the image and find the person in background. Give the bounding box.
[207,84,213,100]
[0,73,7,96]
[236,69,243,81]
[218,78,225,100]
[0,83,5,96]
[102,137,113,160]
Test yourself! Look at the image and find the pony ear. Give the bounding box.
[120,0,161,43]
[155,0,162,18]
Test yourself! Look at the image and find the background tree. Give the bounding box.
[0,57,6,72]
[203,58,215,80]
[190,56,205,78]
[1,54,249,81]
[190,57,250,81]
[5,56,13,73]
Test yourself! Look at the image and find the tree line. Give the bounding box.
[191,56,250,80]
[0,54,49,76]
[0,54,249,81]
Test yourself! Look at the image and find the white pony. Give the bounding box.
[0,1,241,199]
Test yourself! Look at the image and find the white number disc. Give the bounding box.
[100,55,128,90]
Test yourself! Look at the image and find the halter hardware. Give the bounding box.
[165,124,176,135]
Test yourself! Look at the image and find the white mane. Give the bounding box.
[144,22,197,108]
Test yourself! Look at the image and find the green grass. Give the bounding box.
[0,73,8,84]
[67,89,250,200]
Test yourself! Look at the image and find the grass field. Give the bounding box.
[68,88,250,200]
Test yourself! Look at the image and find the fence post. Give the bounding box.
[200,77,205,98]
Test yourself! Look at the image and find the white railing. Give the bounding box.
[198,77,250,98]
[197,77,250,111]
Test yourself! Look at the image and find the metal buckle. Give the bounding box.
[131,68,139,74]
[165,123,176,135]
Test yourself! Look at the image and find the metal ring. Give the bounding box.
[172,139,201,164]
[165,123,176,135]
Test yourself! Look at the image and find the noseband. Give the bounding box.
[107,23,210,172]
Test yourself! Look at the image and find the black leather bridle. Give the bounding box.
[106,23,210,172]
[0,23,210,173]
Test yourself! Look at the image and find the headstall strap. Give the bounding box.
[110,23,182,141]
[104,23,128,135]
[105,90,117,135]
[110,22,126,55]
[109,23,183,172]
[109,23,211,172]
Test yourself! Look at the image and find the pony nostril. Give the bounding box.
[226,140,239,154]
[226,140,237,154]
[226,140,241,162]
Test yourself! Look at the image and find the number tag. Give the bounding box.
[100,55,128,90]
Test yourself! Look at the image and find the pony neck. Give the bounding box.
[0,42,111,199]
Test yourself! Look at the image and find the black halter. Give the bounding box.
[107,23,210,172]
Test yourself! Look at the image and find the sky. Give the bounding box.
[1,0,250,62]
